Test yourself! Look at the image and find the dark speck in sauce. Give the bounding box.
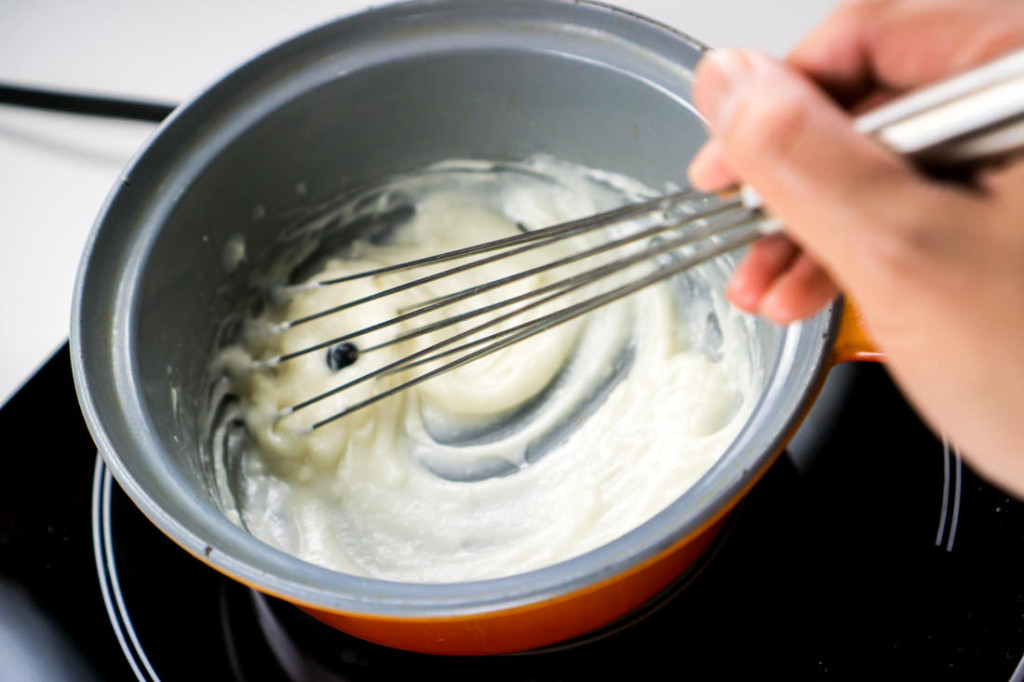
[327,342,360,371]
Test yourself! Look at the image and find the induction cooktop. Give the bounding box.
[1,344,1022,680]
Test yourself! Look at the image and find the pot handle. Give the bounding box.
[832,298,884,365]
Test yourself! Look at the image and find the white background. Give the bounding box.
[0,0,839,404]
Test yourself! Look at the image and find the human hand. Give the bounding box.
[686,0,1024,496]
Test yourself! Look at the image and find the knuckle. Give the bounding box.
[861,188,966,273]
[866,223,932,273]
[725,84,811,169]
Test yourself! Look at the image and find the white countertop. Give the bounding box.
[0,0,837,405]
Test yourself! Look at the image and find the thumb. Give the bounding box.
[691,49,950,274]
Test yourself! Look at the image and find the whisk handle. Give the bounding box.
[743,47,1024,233]
[854,47,1024,164]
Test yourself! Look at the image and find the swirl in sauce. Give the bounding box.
[211,157,758,583]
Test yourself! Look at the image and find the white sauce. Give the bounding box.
[222,233,247,273]
[213,157,757,583]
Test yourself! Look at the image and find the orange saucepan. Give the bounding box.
[72,0,883,655]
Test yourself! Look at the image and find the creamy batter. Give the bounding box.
[211,157,757,583]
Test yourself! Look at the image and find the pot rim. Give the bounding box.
[71,0,840,619]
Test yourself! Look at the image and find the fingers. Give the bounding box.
[690,0,1024,230]
[757,254,841,324]
[785,0,881,105]
[790,0,1024,97]
[726,236,840,324]
[726,234,798,312]
[687,139,736,192]
[687,48,990,324]
[690,49,935,272]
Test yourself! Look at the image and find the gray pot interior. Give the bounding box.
[73,0,834,615]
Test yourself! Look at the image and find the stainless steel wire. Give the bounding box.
[255,46,1024,429]
[276,197,760,430]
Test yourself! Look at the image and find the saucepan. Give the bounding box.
[71,0,877,655]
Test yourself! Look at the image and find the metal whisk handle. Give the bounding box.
[855,47,1024,164]
[744,46,1024,230]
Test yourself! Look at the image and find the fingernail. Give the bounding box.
[758,289,787,324]
[695,50,755,131]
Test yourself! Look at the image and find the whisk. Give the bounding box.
[259,47,1024,431]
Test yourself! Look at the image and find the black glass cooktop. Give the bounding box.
[1,344,1022,680]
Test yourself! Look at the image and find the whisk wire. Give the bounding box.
[267,195,741,366]
[301,187,703,288]
[299,223,761,431]
[260,47,1024,430]
[275,188,705,331]
[360,205,756,358]
[277,213,759,428]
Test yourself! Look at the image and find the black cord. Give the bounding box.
[0,83,175,123]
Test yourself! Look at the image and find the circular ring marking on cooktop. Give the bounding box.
[934,436,963,552]
[92,456,163,682]
[90,452,741,681]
